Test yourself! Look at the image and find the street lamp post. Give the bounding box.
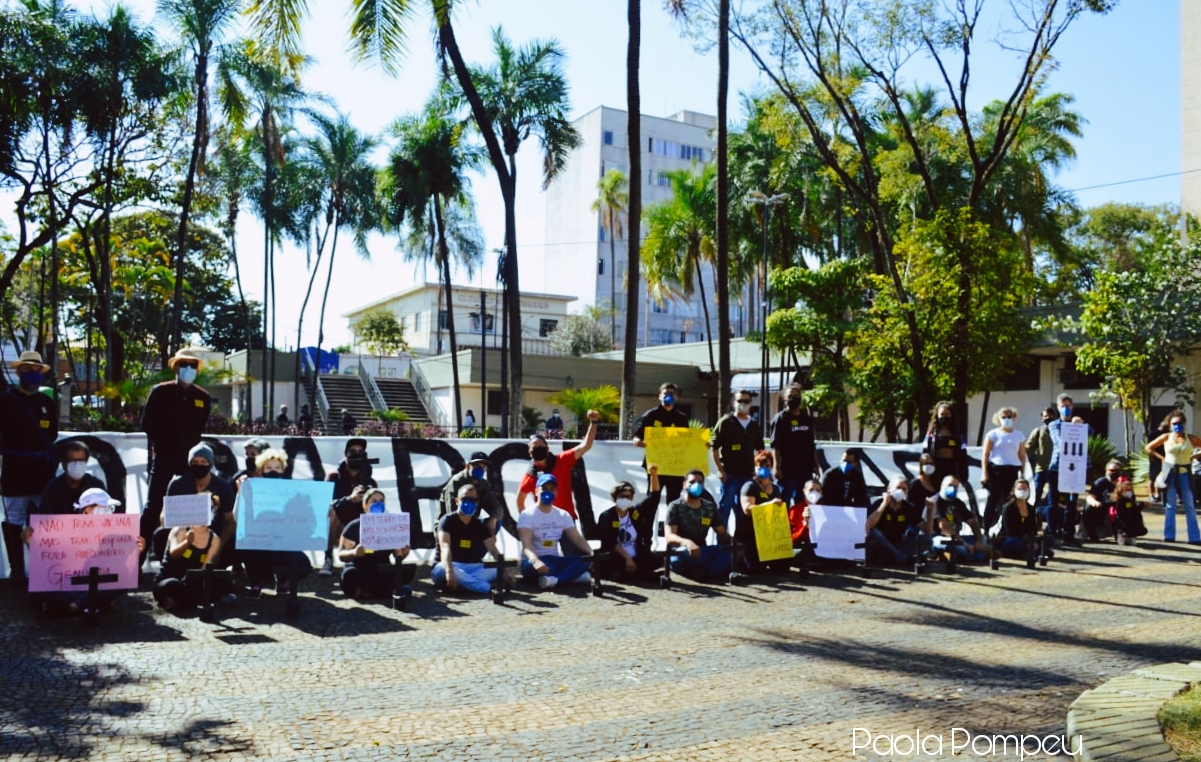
[746,191,788,423]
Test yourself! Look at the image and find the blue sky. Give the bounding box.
[67,0,1183,347]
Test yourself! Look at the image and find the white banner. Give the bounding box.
[809,505,869,560]
[162,494,212,527]
[360,512,410,551]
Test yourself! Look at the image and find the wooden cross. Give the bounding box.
[70,567,119,626]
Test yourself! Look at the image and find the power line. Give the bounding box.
[1067,168,1200,194]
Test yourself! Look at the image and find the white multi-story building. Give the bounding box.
[1185,0,1201,217]
[544,106,744,348]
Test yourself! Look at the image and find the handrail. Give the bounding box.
[360,364,387,412]
[301,350,330,431]
[315,377,331,429]
[408,361,446,428]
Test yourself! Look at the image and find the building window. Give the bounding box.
[414,312,421,332]
[651,300,668,314]
[539,319,558,337]
[438,310,449,330]
[599,224,605,242]
[1000,357,1040,391]
[604,130,614,145]
[649,328,674,345]
[598,258,605,275]
[486,389,506,414]
[1061,354,1104,390]
[470,313,495,333]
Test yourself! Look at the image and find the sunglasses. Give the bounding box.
[176,362,199,369]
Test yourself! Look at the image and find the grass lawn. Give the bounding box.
[1161,684,1201,761]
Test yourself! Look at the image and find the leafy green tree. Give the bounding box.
[356,310,409,374]
[548,384,620,424]
[548,306,613,357]
[591,168,627,346]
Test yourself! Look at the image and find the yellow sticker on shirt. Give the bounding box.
[459,539,472,548]
[39,420,49,428]
[701,517,711,526]
[612,521,621,528]
[194,399,205,408]
[731,444,741,451]
[632,510,640,520]
[199,554,207,564]
[541,539,554,548]
[182,549,192,559]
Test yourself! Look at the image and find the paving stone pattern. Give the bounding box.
[3,521,1201,761]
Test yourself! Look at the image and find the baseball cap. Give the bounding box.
[536,473,557,489]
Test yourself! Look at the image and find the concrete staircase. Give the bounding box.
[319,374,374,433]
[375,378,431,424]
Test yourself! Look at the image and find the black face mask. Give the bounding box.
[530,446,549,461]
[262,471,284,479]
[245,456,256,473]
[786,398,801,410]
[189,463,211,480]
[938,416,951,426]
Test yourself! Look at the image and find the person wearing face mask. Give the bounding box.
[163,443,237,563]
[153,494,236,612]
[710,390,765,529]
[664,469,732,582]
[517,474,593,589]
[788,480,825,550]
[770,383,818,507]
[1145,411,1201,544]
[0,351,59,581]
[923,402,968,487]
[240,449,312,599]
[24,442,106,550]
[865,478,924,566]
[439,452,505,534]
[338,488,414,600]
[1107,476,1146,546]
[633,382,692,503]
[735,451,788,574]
[995,478,1041,560]
[432,484,508,594]
[980,407,1028,533]
[516,411,600,520]
[1043,394,1091,547]
[926,476,987,562]
[595,466,661,581]
[1025,406,1058,517]
[820,448,869,508]
[1083,459,1124,543]
[544,408,565,434]
[320,439,379,577]
[140,348,211,562]
[233,438,271,483]
[908,454,940,511]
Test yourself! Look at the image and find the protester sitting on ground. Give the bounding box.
[338,488,413,601]
[25,442,106,544]
[664,469,733,582]
[517,474,593,590]
[737,451,787,573]
[432,483,509,595]
[864,477,923,566]
[163,443,236,564]
[595,465,661,581]
[820,448,869,508]
[788,480,824,550]
[926,476,987,562]
[516,409,600,518]
[1083,459,1123,543]
[994,478,1041,560]
[37,488,145,617]
[240,449,312,600]
[320,438,378,577]
[153,494,236,611]
[233,438,271,483]
[439,451,505,534]
[1108,476,1147,546]
[908,453,939,513]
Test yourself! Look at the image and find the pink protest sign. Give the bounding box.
[28,513,140,593]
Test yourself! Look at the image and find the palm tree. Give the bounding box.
[642,165,717,371]
[591,168,628,347]
[159,0,240,355]
[622,0,642,437]
[382,94,483,432]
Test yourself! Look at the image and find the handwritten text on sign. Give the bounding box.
[28,513,139,592]
[1057,422,1089,495]
[750,501,794,562]
[162,494,212,527]
[360,513,411,551]
[644,427,711,477]
[235,478,334,552]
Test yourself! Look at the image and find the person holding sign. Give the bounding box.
[153,495,235,611]
[1145,410,1201,544]
[712,390,765,529]
[925,476,987,563]
[26,442,105,536]
[432,483,507,594]
[595,466,661,581]
[321,438,379,577]
[664,470,732,582]
[339,489,413,600]
[633,382,691,503]
[517,474,593,590]
[865,478,924,566]
[1043,394,1090,547]
[516,411,599,519]
[164,444,236,564]
[240,449,314,599]
[737,451,785,573]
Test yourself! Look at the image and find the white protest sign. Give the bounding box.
[162,494,212,527]
[235,478,334,551]
[28,513,140,592]
[1057,422,1089,495]
[808,505,868,560]
[360,512,411,551]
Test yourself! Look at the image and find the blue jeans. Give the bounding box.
[431,561,498,594]
[1163,466,1200,542]
[867,528,920,565]
[933,535,986,562]
[668,545,732,582]
[719,477,751,531]
[520,554,589,585]
[997,536,1030,560]
[1034,470,1061,538]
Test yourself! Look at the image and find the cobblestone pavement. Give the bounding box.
[2,512,1201,761]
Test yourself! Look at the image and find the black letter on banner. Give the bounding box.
[390,438,465,549]
[283,437,326,481]
[200,437,239,481]
[483,442,534,538]
[54,436,128,512]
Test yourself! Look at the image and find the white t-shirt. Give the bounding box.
[986,427,1026,467]
[518,505,577,557]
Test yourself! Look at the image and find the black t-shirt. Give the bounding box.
[341,518,393,568]
[739,479,780,506]
[820,466,869,508]
[769,409,817,479]
[633,405,691,439]
[711,414,764,478]
[1000,500,1038,539]
[871,497,921,544]
[436,512,493,564]
[34,474,107,519]
[167,473,236,516]
[140,381,210,462]
[908,477,937,519]
[1088,477,1115,505]
[933,497,973,536]
[0,388,58,496]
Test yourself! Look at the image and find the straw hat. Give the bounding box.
[9,350,49,372]
[167,347,204,370]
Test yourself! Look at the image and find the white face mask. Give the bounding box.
[805,490,821,504]
[922,464,936,476]
[1000,418,1014,430]
[890,488,907,502]
[615,497,633,510]
[1122,491,1133,499]
[66,462,88,480]
[90,505,112,515]
[1014,489,1030,500]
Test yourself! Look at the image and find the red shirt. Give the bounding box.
[519,450,579,518]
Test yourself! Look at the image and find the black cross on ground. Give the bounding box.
[70,567,118,626]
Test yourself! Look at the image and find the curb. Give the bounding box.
[1066,662,1201,761]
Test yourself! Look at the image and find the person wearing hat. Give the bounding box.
[140,348,211,560]
[595,465,661,581]
[439,451,505,532]
[545,408,564,433]
[432,482,509,594]
[517,473,593,590]
[163,443,237,564]
[319,438,378,576]
[0,350,58,581]
[515,409,600,520]
[276,404,290,426]
[23,441,106,549]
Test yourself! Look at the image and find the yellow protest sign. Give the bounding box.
[751,501,794,562]
[644,427,711,477]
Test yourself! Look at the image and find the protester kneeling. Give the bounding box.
[664,470,732,582]
[153,494,235,611]
[1108,476,1147,546]
[994,478,1041,560]
[595,466,661,582]
[517,474,593,590]
[927,476,987,563]
[864,478,924,566]
[432,484,508,594]
[338,488,413,600]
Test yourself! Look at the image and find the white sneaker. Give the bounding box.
[318,557,333,577]
[574,572,592,586]
[538,575,559,590]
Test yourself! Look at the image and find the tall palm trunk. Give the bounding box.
[292,221,331,415]
[697,259,714,372]
[608,210,617,345]
[434,197,462,432]
[715,0,732,410]
[260,137,272,422]
[620,0,642,438]
[171,49,209,355]
[314,217,341,403]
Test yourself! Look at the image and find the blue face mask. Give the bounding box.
[686,482,704,498]
[662,393,675,407]
[539,490,555,505]
[458,499,478,517]
[18,371,42,389]
[841,461,854,474]
[1059,406,1071,419]
[178,366,198,384]
[943,486,957,499]
[1172,423,1185,434]
[756,466,772,480]
[470,466,486,480]
[367,502,385,514]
